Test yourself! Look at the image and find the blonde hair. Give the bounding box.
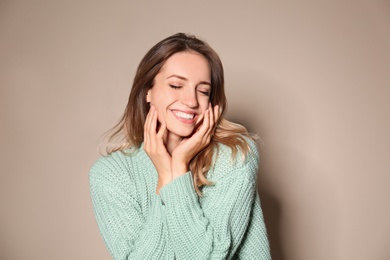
[103,33,255,195]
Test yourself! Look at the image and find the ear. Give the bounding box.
[146,89,152,103]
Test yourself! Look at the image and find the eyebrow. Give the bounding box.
[167,74,211,86]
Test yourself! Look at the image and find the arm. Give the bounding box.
[234,192,271,259]
[89,144,270,259]
[89,154,168,260]
[143,105,270,259]
[158,143,270,260]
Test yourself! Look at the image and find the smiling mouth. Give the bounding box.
[172,111,195,120]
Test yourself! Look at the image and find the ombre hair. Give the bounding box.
[104,33,254,195]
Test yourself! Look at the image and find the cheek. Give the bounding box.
[154,105,165,123]
[200,99,210,112]
[152,101,168,123]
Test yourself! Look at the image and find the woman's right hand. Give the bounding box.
[143,106,172,193]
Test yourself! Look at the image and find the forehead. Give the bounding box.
[159,51,210,80]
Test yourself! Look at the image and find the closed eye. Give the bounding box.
[169,84,182,89]
[199,90,210,96]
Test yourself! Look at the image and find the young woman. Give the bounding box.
[90,33,271,259]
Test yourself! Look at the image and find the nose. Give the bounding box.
[181,88,198,108]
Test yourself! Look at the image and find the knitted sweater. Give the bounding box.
[89,140,271,260]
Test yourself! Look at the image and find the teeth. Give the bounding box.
[174,111,195,119]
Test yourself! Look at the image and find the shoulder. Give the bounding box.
[216,136,259,168]
[89,147,148,188]
[209,137,259,182]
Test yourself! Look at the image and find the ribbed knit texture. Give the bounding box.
[89,139,271,260]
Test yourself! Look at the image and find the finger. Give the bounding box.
[202,109,213,147]
[156,120,167,150]
[204,106,215,137]
[190,109,208,144]
[145,105,154,132]
[214,105,220,124]
[157,120,166,139]
[204,105,219,142]
[209,103,215,127]
[144,106,154,149]
[198,108,210,137]
[195,113,204,132]
[144,107,150,143]
[149,107,157,138]
[202,108,214,141]
[149,108,160,152]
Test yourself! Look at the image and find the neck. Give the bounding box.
[165,131,182,155]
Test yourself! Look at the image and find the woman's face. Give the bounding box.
[147,51,211,139]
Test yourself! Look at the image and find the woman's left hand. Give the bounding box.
[171,104,220,178]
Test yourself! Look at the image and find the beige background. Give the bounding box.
[1,1,389,259]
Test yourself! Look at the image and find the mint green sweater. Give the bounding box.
[89,140,271,259]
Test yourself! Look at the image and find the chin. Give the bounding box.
[167,126,195,138]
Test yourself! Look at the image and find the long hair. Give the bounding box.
[104,33,253,195]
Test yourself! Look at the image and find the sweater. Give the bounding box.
[89,139,271,260]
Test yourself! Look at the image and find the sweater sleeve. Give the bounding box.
[158,141,271,260]
[89,154,169,260]
[233,192,271,259]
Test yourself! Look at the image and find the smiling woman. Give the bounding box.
[89,33,271,259]
[146,52,211,143]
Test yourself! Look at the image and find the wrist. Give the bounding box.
[156,175,172,194]
[171,161,189,179]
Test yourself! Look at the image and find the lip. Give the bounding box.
[170,109,198,124]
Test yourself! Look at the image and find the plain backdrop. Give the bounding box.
[1,1,389,259]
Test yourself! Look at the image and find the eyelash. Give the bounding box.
[169,85,210,96]
[199,90,210,96]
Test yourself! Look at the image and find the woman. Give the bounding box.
[90,33,271,259]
